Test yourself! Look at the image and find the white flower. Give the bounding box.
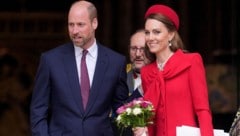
[133,107,142,115]
[116,115,122,121]
[126,108,132,115]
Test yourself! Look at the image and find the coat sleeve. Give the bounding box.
[112,57,129,112]
[30,54,50,136]
[189,53,214,136]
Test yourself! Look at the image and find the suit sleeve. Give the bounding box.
[30,54,50,136]
[189,53,214,136]
[112,57,129,112]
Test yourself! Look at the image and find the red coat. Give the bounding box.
[141,49,213,136]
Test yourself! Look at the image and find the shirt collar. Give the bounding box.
[74,39,98,59]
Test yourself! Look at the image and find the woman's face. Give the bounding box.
[145,18,173,54]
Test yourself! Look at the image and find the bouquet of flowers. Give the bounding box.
[115,97,155,135]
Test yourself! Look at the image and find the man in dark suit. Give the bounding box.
[30,1,129,136]
[112,30,151,136]
[127,29,150,98]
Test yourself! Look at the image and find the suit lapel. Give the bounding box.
[84,45,108,115]
[62,44,85,115]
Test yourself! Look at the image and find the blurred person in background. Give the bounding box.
[113,29,151,136]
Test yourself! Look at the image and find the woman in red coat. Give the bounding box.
[134,4,214,136]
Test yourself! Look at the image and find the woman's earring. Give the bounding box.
[168,40,172,47]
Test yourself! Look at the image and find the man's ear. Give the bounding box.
[92,18,98,29]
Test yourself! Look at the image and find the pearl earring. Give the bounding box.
[168,40,172,47]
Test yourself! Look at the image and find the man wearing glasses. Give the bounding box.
[116,29,151,136]
[127,29,150,98]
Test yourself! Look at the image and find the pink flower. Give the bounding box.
[140,102,149,108]
[126,101,135,108]
[116,105,126,114]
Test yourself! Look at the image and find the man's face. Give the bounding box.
[68,5,97,49]
[129,32,150,73]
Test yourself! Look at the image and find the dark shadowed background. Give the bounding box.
[0,0,239,135]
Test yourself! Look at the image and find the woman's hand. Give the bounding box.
[132,127,148,136]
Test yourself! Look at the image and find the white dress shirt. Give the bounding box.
[74,40,98,87]
[133,73,143,96]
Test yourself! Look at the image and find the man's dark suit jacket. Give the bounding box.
[30,42,129,136]
[126,69,142,102]
[111,68,142,136]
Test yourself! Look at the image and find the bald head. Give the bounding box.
[69,0,97,21]
[129,29,150,72]
[68,0,98,48]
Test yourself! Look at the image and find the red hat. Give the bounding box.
[145,4,179,30]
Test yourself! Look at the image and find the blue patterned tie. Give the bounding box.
[80,50,90,110]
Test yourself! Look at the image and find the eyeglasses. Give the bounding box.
[130,47,145,53]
